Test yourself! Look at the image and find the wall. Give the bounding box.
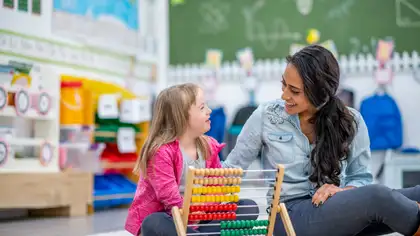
[0,0,160,87]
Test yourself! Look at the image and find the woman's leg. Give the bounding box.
[356,185,420,236]
[199,199,260,233]
[274,184,420,236]
[141,199,259,235]
[141,212,199,236]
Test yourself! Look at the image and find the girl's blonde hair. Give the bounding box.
[133,83,211,177]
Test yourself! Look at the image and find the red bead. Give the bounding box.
[232,204,238,211]
[197,205,203,212]
[208,205,214,212]
[190,206,196,212]
[222,213,228,219]
[223,205,229,211]
[230,212,236,220]
[214,213,221,220]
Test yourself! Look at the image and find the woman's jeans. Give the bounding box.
[275,184,420,236]
[141,199,259,235]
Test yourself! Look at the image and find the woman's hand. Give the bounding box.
[312,183,343,207]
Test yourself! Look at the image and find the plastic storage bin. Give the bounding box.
[60,81,84,125]
[93,173,137,209]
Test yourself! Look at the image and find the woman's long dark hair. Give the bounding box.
[287,45,357,187]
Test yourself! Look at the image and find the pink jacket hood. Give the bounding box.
[125,136,225,235]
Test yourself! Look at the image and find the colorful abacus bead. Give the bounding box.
[220,228,268,236]
[220,220,269,229]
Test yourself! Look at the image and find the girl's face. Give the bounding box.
[187,88,212,136]
[281,64,316,116]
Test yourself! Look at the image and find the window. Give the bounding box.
[3,0,14,9]
[18,0,28,12]
[32,0,41,14]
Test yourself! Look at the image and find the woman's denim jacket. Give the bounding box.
[222,99,373,204]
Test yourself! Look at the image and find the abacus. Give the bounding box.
[172,164,296,236]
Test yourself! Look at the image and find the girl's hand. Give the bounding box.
[312,183,343,207]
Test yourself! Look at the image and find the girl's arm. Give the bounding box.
[222,105,264,170]
[148,148,183,211]
[344,112,374,188]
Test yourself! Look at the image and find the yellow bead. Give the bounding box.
[210,195,216,202]
[191,196,197,203]
[218,195,224,202]
[236,186,241,193]
[234,194,239,202]
[214,186,219,193]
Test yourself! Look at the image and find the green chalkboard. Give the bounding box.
[169,0,420,65]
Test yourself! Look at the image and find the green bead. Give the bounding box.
[226,221,232,229]
[221,230,225,236]
[236,220,241,228]
[263,228,268,234]
[221,221,226,229]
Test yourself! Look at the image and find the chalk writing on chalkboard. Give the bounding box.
[327,0,356,20]
[396,0,420,28]
[242,0,301,51]
[199,1,230,35]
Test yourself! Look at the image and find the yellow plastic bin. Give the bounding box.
[83,89,95,126]
[60,81,84,125]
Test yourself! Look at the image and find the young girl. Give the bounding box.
[125,83,259,236]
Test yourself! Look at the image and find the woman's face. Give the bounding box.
[281,63,316,116]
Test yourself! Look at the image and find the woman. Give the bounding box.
[223,45,420,236]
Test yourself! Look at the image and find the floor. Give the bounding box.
[0,161,401,236]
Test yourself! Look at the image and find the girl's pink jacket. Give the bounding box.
[125,137,225,235]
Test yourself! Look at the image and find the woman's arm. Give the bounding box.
[222,105,264,170]
[344,112,374,188]
[147,148,183,211]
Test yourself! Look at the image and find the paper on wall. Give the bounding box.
[376,40,395,64]
[236,48,254,72]
[205,49,223,69]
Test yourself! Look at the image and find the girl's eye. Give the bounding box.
[291,90,299,94]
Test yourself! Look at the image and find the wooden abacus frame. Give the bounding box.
[172,164,296,236]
